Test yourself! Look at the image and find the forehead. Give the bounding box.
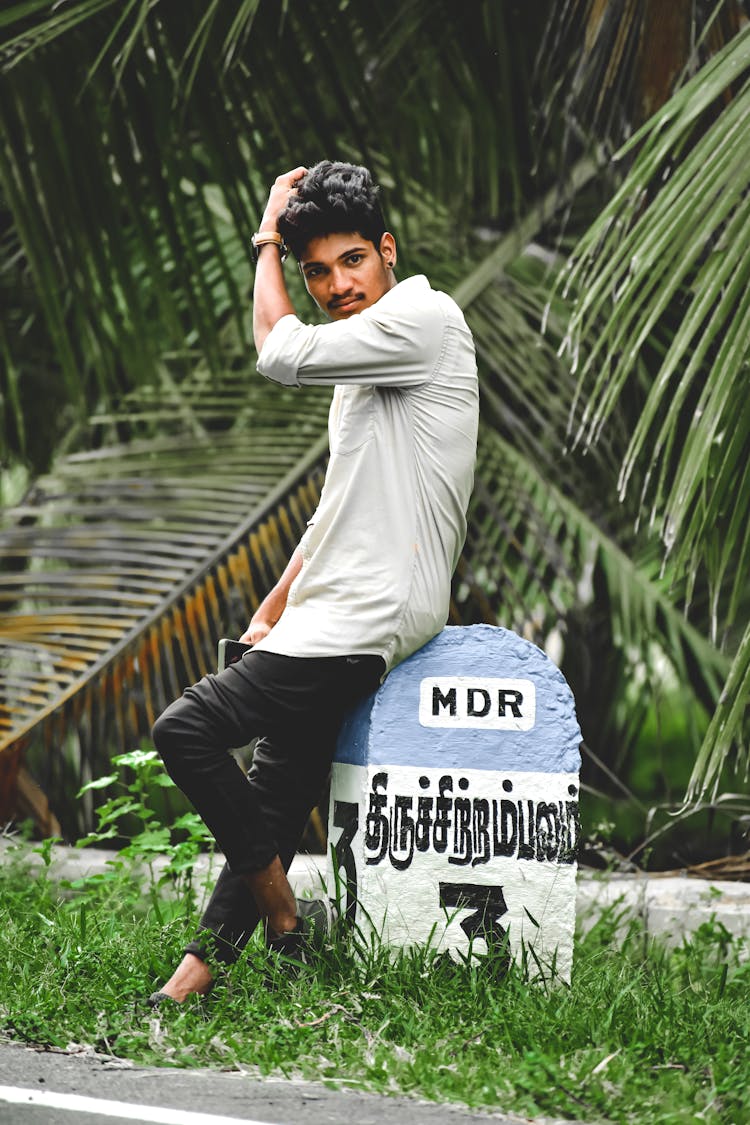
[299,231,372,267]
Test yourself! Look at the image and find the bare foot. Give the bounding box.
[157,953,213,1002]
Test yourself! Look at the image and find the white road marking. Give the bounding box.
[0,1085,281,1125]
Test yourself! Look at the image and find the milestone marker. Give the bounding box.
[327,624,582,981]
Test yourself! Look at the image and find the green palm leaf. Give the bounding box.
[561,25,750,792]
[472,423,727,692]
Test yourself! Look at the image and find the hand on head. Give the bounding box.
[260,166,308,233]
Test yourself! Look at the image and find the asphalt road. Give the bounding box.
[0,1041,581,1125]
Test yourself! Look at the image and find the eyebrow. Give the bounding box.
[301,245,369,270]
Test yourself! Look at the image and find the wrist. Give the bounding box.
[251,229,287,263]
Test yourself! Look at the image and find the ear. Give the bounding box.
[379,231,397,269]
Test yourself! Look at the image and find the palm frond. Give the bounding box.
[0,0,547,456]
[686,621,750,801]
[444,185,735,789]
[559,25,750,784]
[563,25,750,546]
[477,422,726,684]
[466,423,729,766]
[0,369,330,833]
[536,0,746,152]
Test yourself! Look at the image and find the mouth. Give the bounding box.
[328,296,362,315]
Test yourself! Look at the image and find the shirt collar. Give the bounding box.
[370,274,430,310]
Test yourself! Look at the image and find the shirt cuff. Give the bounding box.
[256,314,303,386]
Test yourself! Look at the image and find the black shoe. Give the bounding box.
[146,978,215,1008]
[266,898,330,962]
[296,897,330,945]
[146,990,176,1009]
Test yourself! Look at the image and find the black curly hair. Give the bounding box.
[278,161,387,260]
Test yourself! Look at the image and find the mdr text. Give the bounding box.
[419,677,536,731]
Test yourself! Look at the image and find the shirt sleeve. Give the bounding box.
[256,287,445,388]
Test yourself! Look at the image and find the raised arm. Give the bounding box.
[252,167,307,354]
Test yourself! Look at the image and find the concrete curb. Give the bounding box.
[576,870,750,951]
[3,837,749,952]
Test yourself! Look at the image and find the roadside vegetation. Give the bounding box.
[2,833,747,1124]
[2,755,749,1124]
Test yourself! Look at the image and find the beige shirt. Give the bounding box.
[254,275,478,671]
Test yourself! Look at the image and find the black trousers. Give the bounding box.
[152,649,383,963]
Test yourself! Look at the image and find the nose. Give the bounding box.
[330,265,353,296]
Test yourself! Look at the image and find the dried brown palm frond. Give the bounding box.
[536,0,748,153]
[0,368,331,835]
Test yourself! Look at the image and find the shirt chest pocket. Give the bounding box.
[330,384,375,456]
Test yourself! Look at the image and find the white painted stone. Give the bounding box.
[326,625,582,980]
[575,874,647,945]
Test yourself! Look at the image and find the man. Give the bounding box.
[149,161,478,1004]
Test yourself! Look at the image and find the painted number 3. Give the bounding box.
[439,881,511,972]
[334,801,511,970]
[332,800,359,922]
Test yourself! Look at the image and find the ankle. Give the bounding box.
[266,911,299,940]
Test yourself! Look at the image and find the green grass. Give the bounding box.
[1,845,748,1123]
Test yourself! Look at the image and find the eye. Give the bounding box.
[305,266,323,279]
[346,254,364,265]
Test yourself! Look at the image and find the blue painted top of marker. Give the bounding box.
[336,625,581,773]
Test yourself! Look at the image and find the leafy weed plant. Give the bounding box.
[70,747,215,916]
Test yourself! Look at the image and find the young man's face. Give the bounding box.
[299,231,397,320]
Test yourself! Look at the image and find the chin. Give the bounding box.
[329,305,362,320]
